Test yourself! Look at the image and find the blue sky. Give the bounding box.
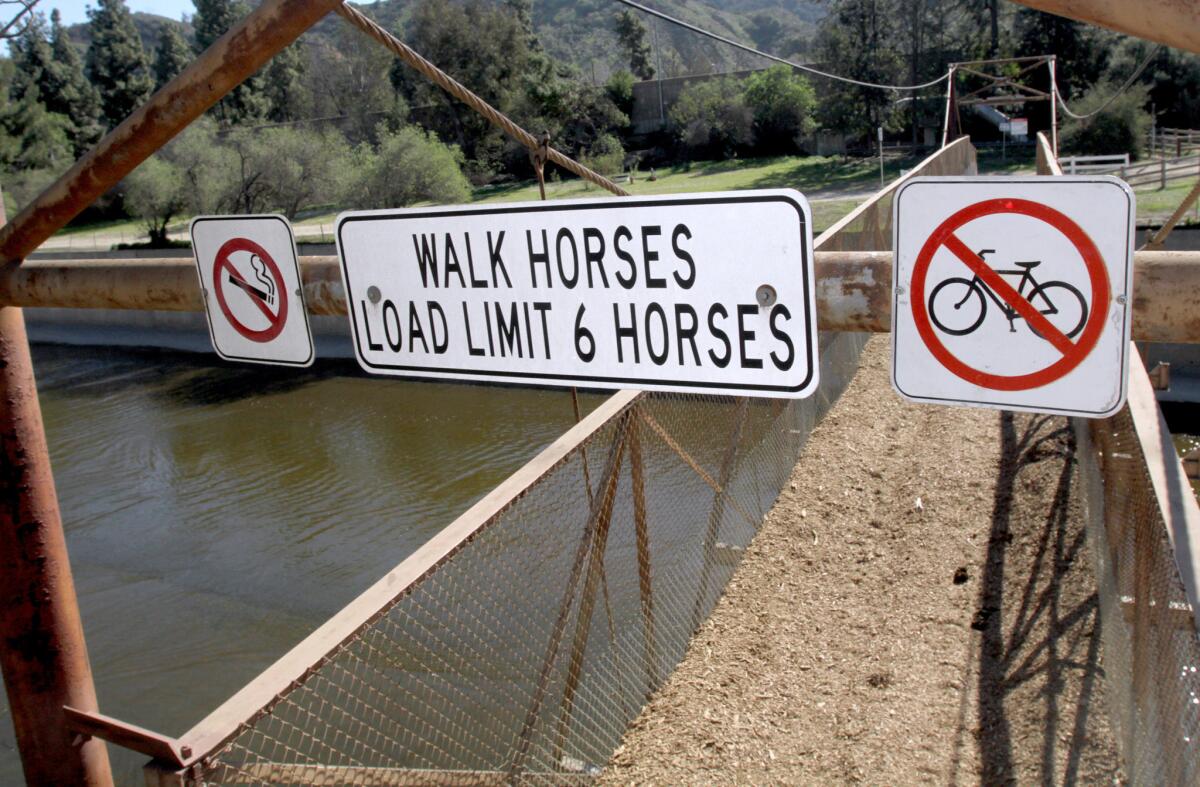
[33,0,195,26]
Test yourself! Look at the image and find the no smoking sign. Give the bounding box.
[892,177,1134,418]
[192,215,314,367]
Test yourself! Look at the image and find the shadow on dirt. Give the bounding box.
[973,412,1111,784]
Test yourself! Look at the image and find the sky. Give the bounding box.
[28,0,195,26]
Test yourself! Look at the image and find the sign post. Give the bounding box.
[191,215,314,367]
[891,177,1134,418]
[336,191,819,398]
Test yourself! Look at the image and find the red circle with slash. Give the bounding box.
[910,198,1110,391]
[212,237,289,343]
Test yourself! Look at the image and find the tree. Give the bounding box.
[670,76,753,159]
[153,23,191,90]
[192,0,267,123]
[813,0,904,142]
[614,10,654,81]
[744,66,816,154]
[124,155,186,244]
[48,10,104,153]
[314,23,401,145]
[340,126,471,209]
[392,0,533,173]
[85,0,154,127]
[262,44,306,123]
[245,126,349,218]
[0,83,73,171]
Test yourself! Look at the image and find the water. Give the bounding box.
[0,345,590,785]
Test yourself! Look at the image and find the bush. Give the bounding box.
[1060,82,1152,160]
[582,132,625,177]
[340,126,471,209]
[669,76,753,159]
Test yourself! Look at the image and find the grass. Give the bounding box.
[49,147,1108,244]
[1133,178,1200,226]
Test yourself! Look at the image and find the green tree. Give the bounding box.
[124,155,186,245]
[340,126,471,209]
[0,83,73,171]
[153,23,192,90]
[814,0,904,142]
[262,44,307,122]
[192,0,267,123]
[614,10,654,81]
[744,66,815,154]
[85,0,154,127]
[48,10,104,153]
[392,0,532,173]
[670,76,753,158]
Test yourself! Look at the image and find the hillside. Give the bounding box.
[58,0,823,84]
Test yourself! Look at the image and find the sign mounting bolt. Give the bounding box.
[367,285,382,304]
[756,284,777,308]
[1115,294,1126,305]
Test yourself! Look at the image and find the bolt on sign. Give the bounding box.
[891,177,1134,418]
[336,191,819,397]
[191,215,314,367]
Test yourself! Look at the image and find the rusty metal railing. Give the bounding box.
[1033,130,1200,783]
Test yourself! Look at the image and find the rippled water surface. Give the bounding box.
[1,345,590,785]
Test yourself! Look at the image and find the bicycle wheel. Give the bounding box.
[928,277,986,336]
[1028,281,1088,339]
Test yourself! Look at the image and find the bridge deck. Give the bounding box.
[600,336,1121,784]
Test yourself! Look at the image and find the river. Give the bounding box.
[0,344,593,785]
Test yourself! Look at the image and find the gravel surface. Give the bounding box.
[600,337,1121,785]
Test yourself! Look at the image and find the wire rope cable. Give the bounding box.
[612,0,950,92]
[1055,44,1161,121]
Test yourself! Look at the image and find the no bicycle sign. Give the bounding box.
[891,177,1134,418]
[336,191,819,397]
[191,215,314,367]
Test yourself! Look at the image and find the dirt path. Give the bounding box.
[600,337,1121,785]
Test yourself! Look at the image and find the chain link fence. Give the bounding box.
[1075,407,1200,785]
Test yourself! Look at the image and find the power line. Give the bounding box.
[1055,45,1160,121]
[612,0,950,92]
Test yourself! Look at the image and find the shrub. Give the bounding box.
[340,125,471,209]
[1060,82,1152,160]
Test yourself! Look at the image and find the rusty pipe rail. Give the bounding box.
[2,251,1198,342]
[0,0,343,265]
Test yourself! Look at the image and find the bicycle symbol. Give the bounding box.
[927,249,1089,339]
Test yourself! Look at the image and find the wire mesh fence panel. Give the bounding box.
[190,333,867,786]
[1075,411,1200,786]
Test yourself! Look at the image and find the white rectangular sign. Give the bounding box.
[191,214,314,367]
[892,176,1134,418]
[336,191,818,397]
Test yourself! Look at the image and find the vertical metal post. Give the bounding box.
[1049,57,1059,157]
[0,195,113,785]
[941,66,955,147]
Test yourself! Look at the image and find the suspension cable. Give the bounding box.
[612,0,950,92]
[335,2,630,197]
[1055,45,1160,121]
